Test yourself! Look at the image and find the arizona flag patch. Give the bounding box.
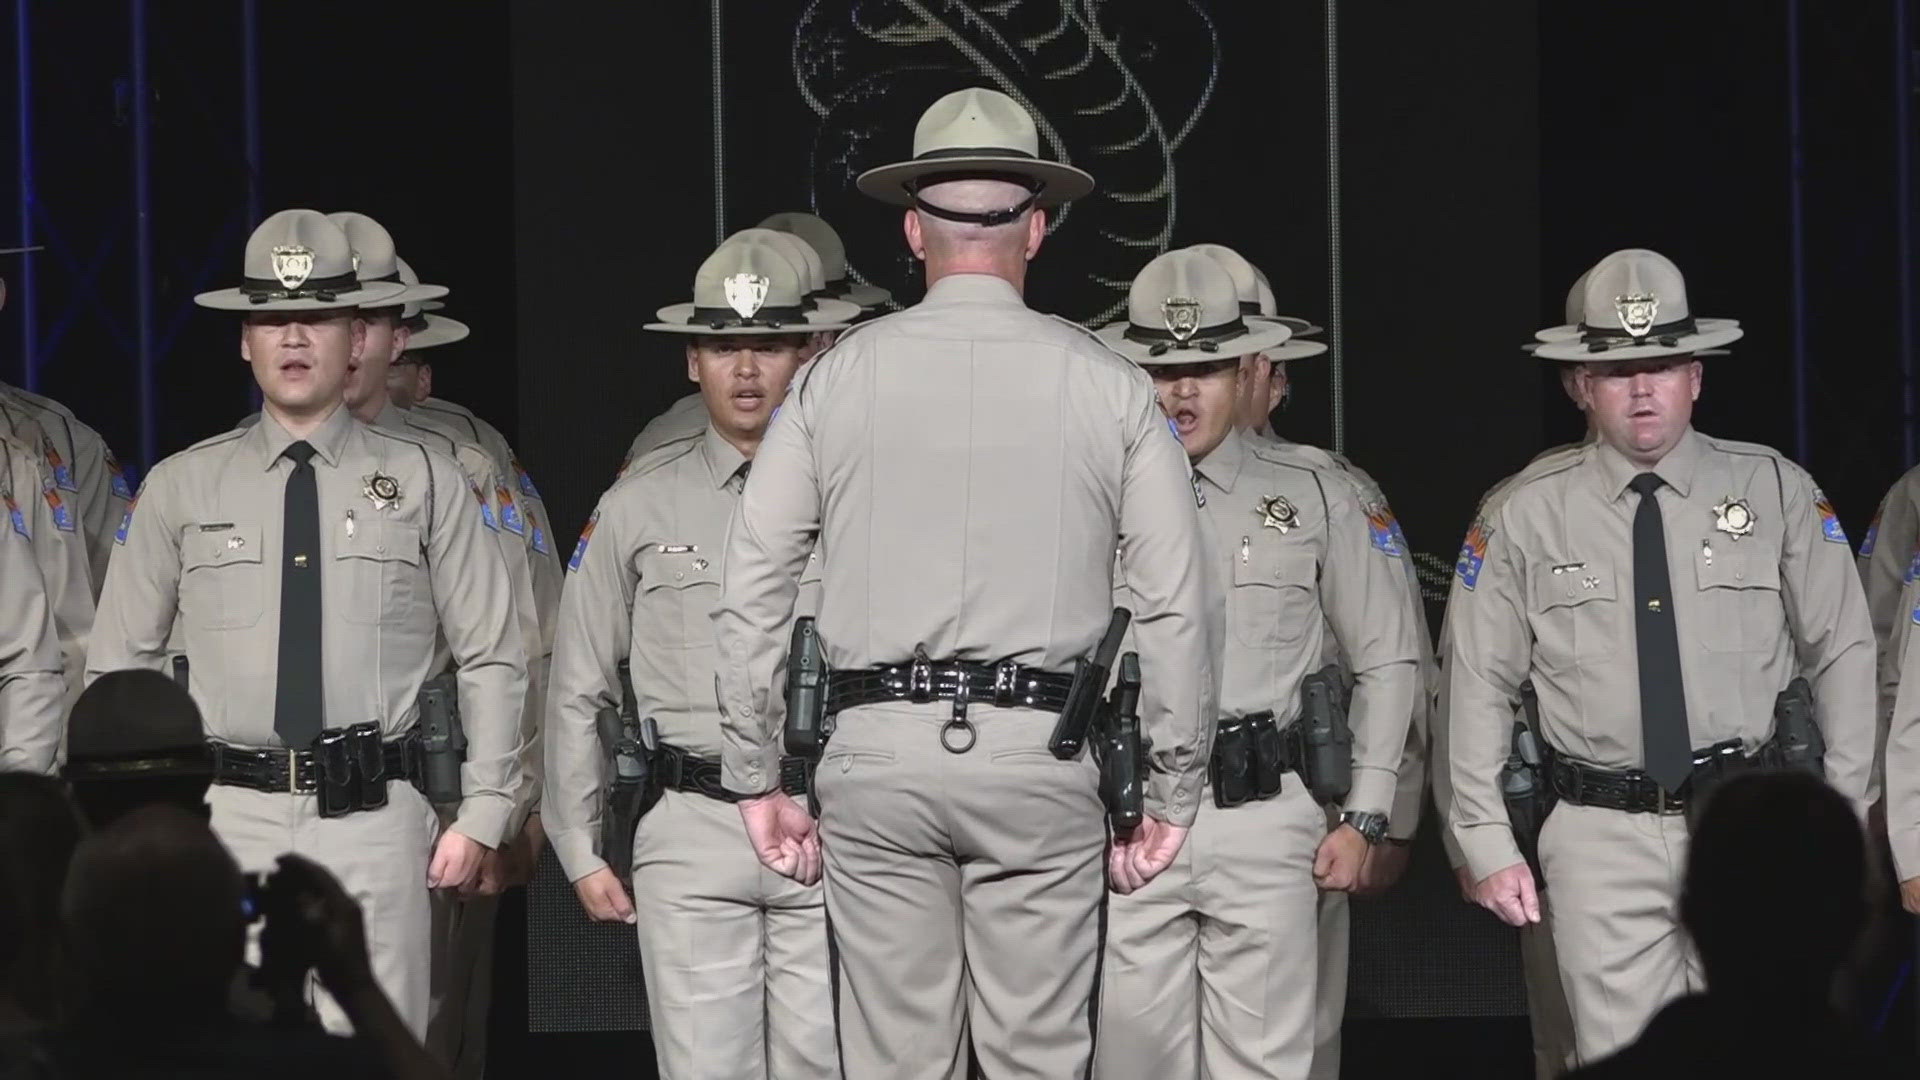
[1366,502,1404,558]
[106,451,134,500]
[513,458,540,500]
[5,493,26,539]
[1861,504,1883,558]
[41,436,76,492]
[42,479,74,532]
[470,480,498,531]
[1906,543,1920,585]
[568,510,598,572]
[495,484,526,536]
[1813,490,1847,545]
[114,493,137,545]
[1456,518,1492,590]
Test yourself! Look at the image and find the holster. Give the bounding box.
[1500,682,1553,890]
[596,660,655,881]
[1095,652,1147,830]
[783,617,832,816]
[1049,608,1132,760]
[416,671,466,806]
[1293,665,1354,806]
[1772,676,1824,777]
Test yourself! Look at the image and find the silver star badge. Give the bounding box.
[363,473,402,511]
[1258,494,1299,533]
[1712,497,1754,539]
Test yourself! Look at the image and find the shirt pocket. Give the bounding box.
[1231,543,1319,647]
[1692,541,1783,653]
[635,548,721,651]
[335,517,424,626]
[180,523,266,630]
[1528,559,1621,670]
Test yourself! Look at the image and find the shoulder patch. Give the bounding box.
[1813,489,1847,545]
[1366,501,1406,558]
[1905,543,1920,585]
[41,435,76,492]
[106,451,134,500]
[1456,517,1493,590]
[5,493,27,540]
[1860,504,1881,558]
[471,479,498,531]
[531,512,550,556]
[568,509,599,572]
[114,491,138,545]
[495,484,526,536]
[513,458,540,501]
[42,476,74,532]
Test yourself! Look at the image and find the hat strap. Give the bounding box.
[240,270,362,304]
[1125,317,1251,357]
[1579,315,1698,353]
[688,304,812,331]
[909,170,1042,226]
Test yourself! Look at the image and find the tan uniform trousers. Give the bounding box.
[1523,892,1576,1078]
[209,780,440,1038]
[631,787,838,1080]
[427,870,499,1078]
[1099,781,1327,1080]
[1307,887,1349,1080]
[1538,802,1701,1066]
[818,705,1107,1080]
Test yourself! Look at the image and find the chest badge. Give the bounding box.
[1712,496,1754,539]
[1257,494,1298,533]
[363,473,403,511]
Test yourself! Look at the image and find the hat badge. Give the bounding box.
[1161,297,1202,342]
[271,245,316,290]
[1614,292,1660,339]
[724,273,771,319]
[350,249,362,274]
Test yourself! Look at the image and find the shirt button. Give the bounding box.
[376,545,386,554]
[675,571,685,581]
[1565,589,1574,600]
[738,705,752,717]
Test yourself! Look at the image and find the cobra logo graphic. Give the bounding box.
[792,0,1222,324]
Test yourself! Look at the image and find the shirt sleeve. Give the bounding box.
[1444,506,1534,882]
[1116,381,1216,827]
[1858,477,1916,790]
[85,467,182,684]
[712,390,821,796]
[0,525,66,773]
[544,492,639,881]
[1780,466,1876,812]
[428,457,530,848]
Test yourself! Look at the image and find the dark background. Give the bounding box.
[6,0,1916,1075]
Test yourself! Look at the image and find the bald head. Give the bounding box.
[903,178,1048,292]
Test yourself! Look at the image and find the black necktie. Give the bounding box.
[1628,472,1691,793]
[274,440,324,748]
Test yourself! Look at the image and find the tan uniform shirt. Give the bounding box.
[0,384,134,597]
[1445,428,1876,880]
[620,393,706,477]
[711,273,1215,825]
[546,425,822,881]
[1857,466,1920,780]
[1,433,94,711]
[1880,541,1920,878]
[0,436,77,772]
[1183,431,1419,814]
[86,405,528,846]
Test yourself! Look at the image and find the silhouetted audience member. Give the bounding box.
[0,773,86,1036]
[61,668,211,829]
[1568,770,1915,1078]
[40,806,444,1079]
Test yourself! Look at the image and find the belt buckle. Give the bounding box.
[289,750,313,794]
[908,647,934,703]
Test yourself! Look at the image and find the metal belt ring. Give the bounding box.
[940,718,977,755]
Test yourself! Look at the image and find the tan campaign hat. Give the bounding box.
[326,212,450,309]
[1532,248,1742,361]
[1529,259,1735,358]
[196,209,407,311]
[1185,244,1327,360]
[396,259,469,349]
[759,211,891,309]
[857,87,1095,212]
[727,228,832,306]
[649,236,858,335]
[1097,249,1294,365]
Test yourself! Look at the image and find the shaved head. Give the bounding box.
[903,178,1048,292]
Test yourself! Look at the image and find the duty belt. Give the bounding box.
[209,732,423,794]
[825,657,1075,715]
[1549,737,1782,814]
[655,742,812,802]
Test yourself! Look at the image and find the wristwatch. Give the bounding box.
[1340,810,1390,845]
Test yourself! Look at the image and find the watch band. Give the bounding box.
[1340,810,1390,844]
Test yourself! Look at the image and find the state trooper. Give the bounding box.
[1094,249,1419,1080]
[619,213,889,471]
[1444,248,1874,1065]
[0,429,93,719]
[0,252,134,598]
[86,209,528,1037]
[712,88,1214,1079]
[546,235,856,1079]
[0,488,63,769]
[1188,240,1436,1080]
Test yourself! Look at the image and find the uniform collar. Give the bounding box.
[368,399,408,433]
[251,403,354,470]
[923,273,1024,306]
[700,423,750,490]
[1592,425,1704,501]
[1193,427,1247,494]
